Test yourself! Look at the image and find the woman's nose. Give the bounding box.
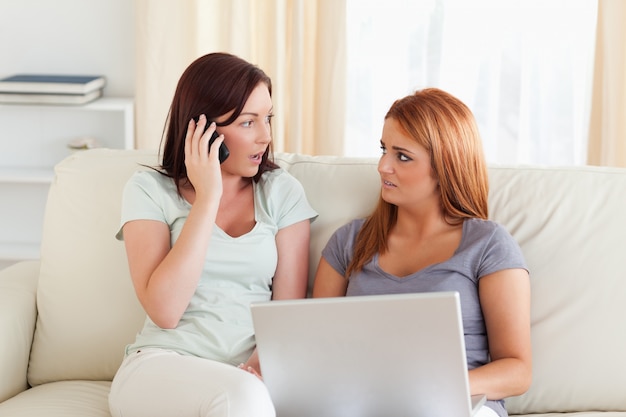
[378,154,392,174]
[257,124,272,144]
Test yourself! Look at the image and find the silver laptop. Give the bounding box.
[250,291,486,417]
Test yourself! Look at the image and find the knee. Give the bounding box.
[210,373,275,417]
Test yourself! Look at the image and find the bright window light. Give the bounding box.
[345,0,597,165]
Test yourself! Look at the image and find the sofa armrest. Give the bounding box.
[0,261,39,402]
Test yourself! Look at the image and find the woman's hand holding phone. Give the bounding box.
[195,116,229,163]
[207,128,230,163]
[184,115,225,203]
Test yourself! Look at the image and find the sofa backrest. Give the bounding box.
[28,149,626,415]
[488,165,626,414]
[29,150,155,386]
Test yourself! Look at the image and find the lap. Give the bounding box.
[109,348,275,417]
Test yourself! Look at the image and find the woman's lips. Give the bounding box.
[382,179,396,188]
[249,152,264,164]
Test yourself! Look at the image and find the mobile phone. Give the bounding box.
[207,128,230,164]
[195,117,230,163]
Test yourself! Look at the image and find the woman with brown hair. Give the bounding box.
[313,88,531,417]
[109,52,317,417]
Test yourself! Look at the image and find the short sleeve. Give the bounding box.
[477,223,528,278]
[259,169,318,230]
[321,219,365,277]
[115,171,168,240]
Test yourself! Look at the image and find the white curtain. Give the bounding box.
[134,0,346,155]
[134,1,196,151]
[135,0,624,166]
[588,0,626,167]
[344,0,598,165]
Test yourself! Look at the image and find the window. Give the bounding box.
[345,0,597,165]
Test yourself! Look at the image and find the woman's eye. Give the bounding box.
[398,153,411,162]
[241,120,253,127]
[380,145,387,154]
[265,114,274,123]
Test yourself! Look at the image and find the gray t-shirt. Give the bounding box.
[117,168,317,365]
[321,217,527,417]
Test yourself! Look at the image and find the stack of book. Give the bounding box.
[0,74,106,105]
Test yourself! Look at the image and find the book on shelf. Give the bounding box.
[0,74,106,94]
[0,89,103,105]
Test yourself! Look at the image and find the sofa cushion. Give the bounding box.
[488,166,626,415]
[0,261,39,402]
[27,150,155,385]
[273,153,380,290]
[0,381,111,417]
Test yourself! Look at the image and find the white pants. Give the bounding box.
[108,348,275,417]
[109,349,501,417]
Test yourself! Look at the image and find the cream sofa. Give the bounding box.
[1,149,626,417]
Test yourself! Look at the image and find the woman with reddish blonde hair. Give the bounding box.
[314,88,531,417]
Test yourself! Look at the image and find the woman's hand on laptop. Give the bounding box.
[238,363,263,380]
[238,349,263,380]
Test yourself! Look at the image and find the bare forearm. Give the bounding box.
[468,358,532,400]
[271,221,311,300]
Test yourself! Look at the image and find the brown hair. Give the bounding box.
[159,52,278,195]
[346,88,489,277]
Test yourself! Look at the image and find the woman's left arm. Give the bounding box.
[469,268,532,400]
[271,219,312,300]
[241,219,311,376]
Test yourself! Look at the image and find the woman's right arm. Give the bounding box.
[123,196,219,328]
[312,258,348,297]
[124,117,224,329]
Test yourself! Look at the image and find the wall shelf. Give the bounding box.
[0,96,134,268]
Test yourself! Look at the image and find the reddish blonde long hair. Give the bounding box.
[345,88,489,278]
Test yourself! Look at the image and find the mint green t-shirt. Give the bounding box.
[117,168,317,365]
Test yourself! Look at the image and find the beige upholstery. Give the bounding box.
[1,148,625,416]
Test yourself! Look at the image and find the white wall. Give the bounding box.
[0,0,135,271]
[0,0,135,96]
